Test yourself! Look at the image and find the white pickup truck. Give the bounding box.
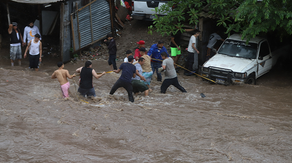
[201,34,290,85]
[131,0,170,21]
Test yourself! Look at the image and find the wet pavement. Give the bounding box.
[0,58,292,162]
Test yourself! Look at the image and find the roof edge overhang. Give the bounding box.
[9,0,66,4]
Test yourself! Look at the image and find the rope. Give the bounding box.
[151,58,216,84]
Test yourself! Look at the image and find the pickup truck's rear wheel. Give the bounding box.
[245,74,256,85]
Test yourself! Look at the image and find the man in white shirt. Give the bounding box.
[207,31,224,60]
[124,50,136,63]
[185,29,200,76]
[23,21,41,46]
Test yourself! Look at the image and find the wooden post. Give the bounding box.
[89,0,94,42]
[60,3,64,62]
[38,4,42,36]
[109,0,116,36]
[76,2,81,49]
[199,18,203,41]
[70,14,76,51]
[6,3,11,25]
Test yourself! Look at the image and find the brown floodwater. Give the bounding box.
[0,57,292,162]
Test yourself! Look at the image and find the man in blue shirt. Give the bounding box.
[110,56,144,102]
[147,40,169,81]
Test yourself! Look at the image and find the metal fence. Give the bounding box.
[70,0,111,51]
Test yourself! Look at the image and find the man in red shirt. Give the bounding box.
[134,40,145,60]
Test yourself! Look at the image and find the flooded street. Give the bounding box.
[0,58,292,162]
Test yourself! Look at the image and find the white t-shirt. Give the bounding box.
[23,26,41,43]
[207,33,222,48]
[187,35,197,53]
[124,57,136,63]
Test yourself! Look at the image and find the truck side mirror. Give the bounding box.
[258,56,263,60]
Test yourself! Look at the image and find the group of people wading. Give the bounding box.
[51,31,208,102]
[8,20,224,102]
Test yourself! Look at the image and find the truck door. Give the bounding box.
[257,41,273,77]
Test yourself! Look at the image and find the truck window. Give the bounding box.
[259,41,270,58]
[218,39,257,59]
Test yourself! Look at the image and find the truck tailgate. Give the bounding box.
[133,1,168,15]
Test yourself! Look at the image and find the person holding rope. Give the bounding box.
[110,56,144,102]
[76,61,106,99]
[132,57,149,96]
[139,47,153,91]
[147,40,169,82]
[159,52,187,94]
[51,62,76,99]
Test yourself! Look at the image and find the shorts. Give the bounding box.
[142,71,153,85]
[60,82,70,98]
[10,45,22,60]
[29,54,40,69]
[131,80,148,93]
[170,46,181,57]
[78,87,96,97]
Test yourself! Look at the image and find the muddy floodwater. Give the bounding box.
[0,59,292,162]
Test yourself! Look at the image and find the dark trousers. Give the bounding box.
[29,54,39,68]
[110,79,134,102]
[108,54,117,70]
[185,52,194,73]
[161,77,187,93]
[151,61,162,81]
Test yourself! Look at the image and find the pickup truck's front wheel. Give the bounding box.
[245,74,256,85]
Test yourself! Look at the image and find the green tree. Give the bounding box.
[150,0,292,41]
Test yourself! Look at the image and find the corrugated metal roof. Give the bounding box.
[10,0,64,4]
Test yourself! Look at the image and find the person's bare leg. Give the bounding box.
[11,60,14,66]
[110,65,113,71]
[144,90,149,96]
[35,68,39,71]
[147,85,152,92]
[18,59,21,66]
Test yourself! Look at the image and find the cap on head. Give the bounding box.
[107,34,113,38]
[128,55,134,62]
[85,60,92,68]
[158,40,164,44]
[35,34,40,38]
[12,22,18,26]
[126,50,132,54]
[137,40,145,45]
[57,62,63,67]
[139,47,146,52]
